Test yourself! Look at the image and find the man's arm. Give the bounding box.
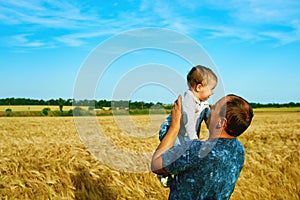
[151,96,182,175]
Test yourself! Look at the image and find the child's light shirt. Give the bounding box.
[158,90,209,144]
[178,90,209,143]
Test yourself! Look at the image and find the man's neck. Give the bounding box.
[208,130,236,140]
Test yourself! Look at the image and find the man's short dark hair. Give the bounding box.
[220,94,254,137]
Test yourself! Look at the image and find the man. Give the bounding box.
[151,94,253,199]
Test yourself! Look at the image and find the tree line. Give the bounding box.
[0,98,172,110]
[249,102,300,108]
[0,98,299,109]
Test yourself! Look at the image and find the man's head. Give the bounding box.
[208,94,253,138]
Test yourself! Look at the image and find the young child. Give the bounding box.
[157,65,218,187]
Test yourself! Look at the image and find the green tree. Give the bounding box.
[42,107,51,116]
[5,108,12,116]
[58,98,65,112]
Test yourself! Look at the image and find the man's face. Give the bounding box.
[207,97,226,135]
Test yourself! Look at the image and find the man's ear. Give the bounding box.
[217,118,227,129]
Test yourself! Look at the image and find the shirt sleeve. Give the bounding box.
[182,94,198,140]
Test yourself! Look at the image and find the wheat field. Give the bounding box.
[0,111,299,199]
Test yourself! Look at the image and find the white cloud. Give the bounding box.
[259,20,300,45]
[180,0,300,44]
[229,0,300,24]
[1,0,300,51]
[11,34,30,43]
[9,34,48,48]
[23,41,45,47]
[0,0,96,28]
[55,36,84,47]
[55,28,121,47]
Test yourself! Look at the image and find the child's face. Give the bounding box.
[197,81,216,101]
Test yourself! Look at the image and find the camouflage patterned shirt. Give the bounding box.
[162,138,245,200]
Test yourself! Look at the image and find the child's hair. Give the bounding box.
[187,65,217,88]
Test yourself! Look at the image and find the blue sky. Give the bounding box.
[0,0,300,104]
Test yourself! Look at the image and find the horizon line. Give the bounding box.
[0,97,299,105]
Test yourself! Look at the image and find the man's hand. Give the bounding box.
[169,96,182,130]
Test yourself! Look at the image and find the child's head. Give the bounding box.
[187,65,218,101]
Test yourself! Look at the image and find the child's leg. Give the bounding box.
[158,114,172,141]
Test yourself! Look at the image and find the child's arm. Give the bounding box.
[158,114,172,141]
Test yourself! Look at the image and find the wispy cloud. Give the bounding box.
[11,34,43,46]
[199,0,300,44]
[232,0,300,24]
[137,0,300,45]
[1,0,299,51]
[0,0,95,28]
[55,29,119,47]
[259,21,300,45]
